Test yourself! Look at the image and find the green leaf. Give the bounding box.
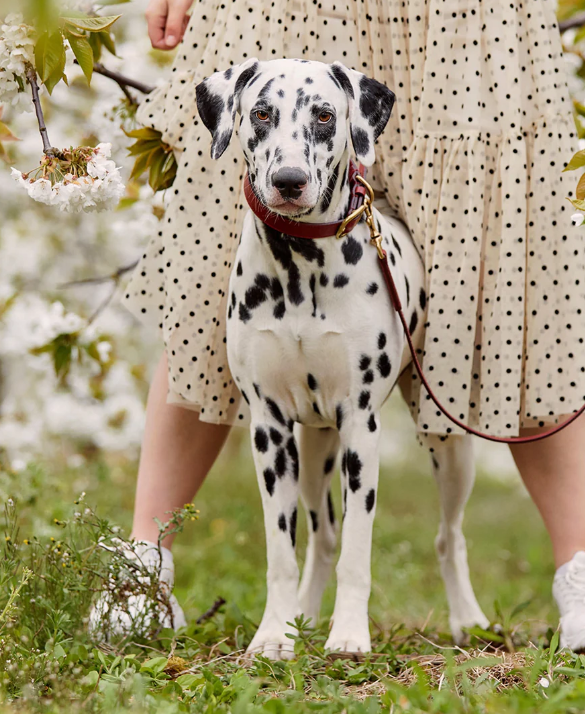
[129,149,155,180]
[568,197,585,211]
[34,30,66,83]
[67,33,94,84]
[127,138,163,156]
[549,629,560,660]
[63,15,121,33]
[148,149,168,191]
[564,149,585,172]
[98,30,116,56]
[80,670,99,688]
[124,126,162,140]
[0,122,20,142]
[87,31,102,62]
[576,173,585,201]
[141,656,169,674]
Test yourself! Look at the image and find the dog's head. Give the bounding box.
[195,58,395,217]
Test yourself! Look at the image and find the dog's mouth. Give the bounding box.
[268,200,313,217]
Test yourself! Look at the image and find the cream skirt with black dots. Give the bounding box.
[124,0,585,436]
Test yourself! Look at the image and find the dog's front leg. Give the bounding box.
[325,411,381,654]
[247,417,300,660]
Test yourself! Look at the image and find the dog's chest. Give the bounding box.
[226,210,424,426]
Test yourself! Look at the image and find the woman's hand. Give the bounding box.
[145,0,194,50]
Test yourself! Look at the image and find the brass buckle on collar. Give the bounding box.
[336,175,385,259]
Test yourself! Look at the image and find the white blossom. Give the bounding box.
[0,13,34,111]
[571,212,585,227]
[11,144,126,212]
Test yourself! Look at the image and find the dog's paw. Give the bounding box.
[325,627,371,655]
[247,627,296,661]
[450,609,490,645]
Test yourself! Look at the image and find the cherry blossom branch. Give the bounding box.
[25,64,59,158]
[92,62,154,96]
[559,13,585,33]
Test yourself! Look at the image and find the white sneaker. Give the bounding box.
[88,539,187,641]
[553,550,585,651]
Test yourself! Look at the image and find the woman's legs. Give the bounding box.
[130,351,231,548]
[509,414,585,569]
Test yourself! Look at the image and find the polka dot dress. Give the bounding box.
[124,0,585,436]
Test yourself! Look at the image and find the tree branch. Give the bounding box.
[25,64,58,157]
[559,13,585,33]
[92,63,154,95]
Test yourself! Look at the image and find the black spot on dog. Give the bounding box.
[269,427,283,446]
[224,67,233,80]
[409,310,418,333]
[324,456,335,474]
[389,252,396,266]
[333,274,349,288]
[329,65,354,98]
[366,282,378,295]
[312,402,321,415]
[310,273,317,317]
[377,353,391,378]
[345,449,363,492]
[270,277,284,301]
[363,369,374,384]
[245,285,267,310]
[264,468,276,496]
[308,373,318,390]
[239,303,251,322]
[274,301,286,319]
[277,88,285,98]
[320,160,340,213]
[258,77,274,100]
[358,391,370,409]
[266,397,286,426]
[341,236,363,265]
[305,76,314,84]
[287,438,299,480]
[378,332,387,349]
[327,491,335,524]
[241,390,250,405]
[231,292,237,308]
[359,355,371,371]
[365,488,376,513]
[254,273,271,291]
[309,510,318,531]
[420,287,427,311]
[335,404,344,430]
[236,261,243,277]
[288,235,325,267]
[320,273,329,287]
[253,383,262,399]
[368,414,377,432]
[392,236,402,257]
[254,427,269,453]
[278,513,287,531]
[290,507,298,546]
[405,276,410,305]
[350,127,370,158]
[275,448,287,477]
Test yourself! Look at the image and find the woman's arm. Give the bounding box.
[145,0,194,49]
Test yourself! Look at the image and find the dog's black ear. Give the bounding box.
[329,62,395,167]
[195,57,261,160]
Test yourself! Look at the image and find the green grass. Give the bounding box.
[1,426,582,713]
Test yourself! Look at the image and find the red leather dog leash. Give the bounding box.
[243,163,585,444]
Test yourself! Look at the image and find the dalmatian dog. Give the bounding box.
[195,58,490,659]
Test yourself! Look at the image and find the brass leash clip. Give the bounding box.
[354,174,385,259]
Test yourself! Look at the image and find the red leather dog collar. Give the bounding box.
[243,160,368,239]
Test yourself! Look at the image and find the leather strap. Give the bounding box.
[244,160,367,239]
[376,250,585,443]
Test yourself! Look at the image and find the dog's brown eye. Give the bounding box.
[256,110,270,121]
[318,112,333,123]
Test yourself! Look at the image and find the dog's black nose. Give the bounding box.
[271,167,308,199]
